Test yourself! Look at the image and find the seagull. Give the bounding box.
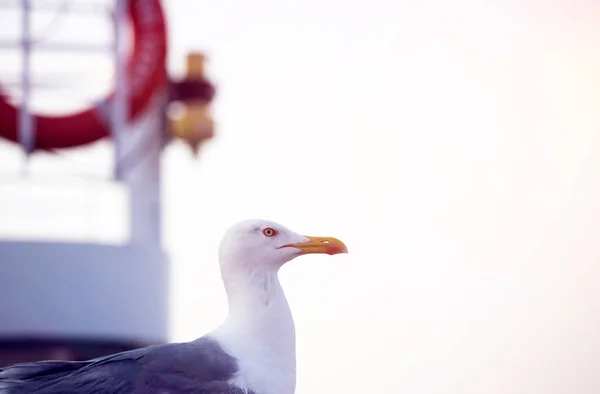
[0,219,348,394]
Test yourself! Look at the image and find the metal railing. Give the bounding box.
[0,0,126,179]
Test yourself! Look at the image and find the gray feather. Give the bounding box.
[0,336,253,394]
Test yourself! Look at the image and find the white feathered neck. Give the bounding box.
[210,266,296,394]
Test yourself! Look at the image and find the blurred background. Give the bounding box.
[1,0,600,393]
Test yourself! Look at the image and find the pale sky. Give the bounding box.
[2,0,600,393]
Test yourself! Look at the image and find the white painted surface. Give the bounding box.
[0,241,169,343]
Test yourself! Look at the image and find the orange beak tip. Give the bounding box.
[328,245,348,255]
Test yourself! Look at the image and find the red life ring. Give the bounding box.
[0,0,168,150]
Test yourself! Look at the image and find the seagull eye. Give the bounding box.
[262,227,278,237]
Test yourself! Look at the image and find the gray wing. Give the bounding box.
[0,337,251,394]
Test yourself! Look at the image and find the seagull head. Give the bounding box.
[218,219,348,276]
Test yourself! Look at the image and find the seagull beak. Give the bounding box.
[280,236,348,256]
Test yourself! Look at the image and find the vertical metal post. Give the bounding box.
[19,0,34,172]
[112,0,129,180]
[111,0,162,246]
[127,92,165,246]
